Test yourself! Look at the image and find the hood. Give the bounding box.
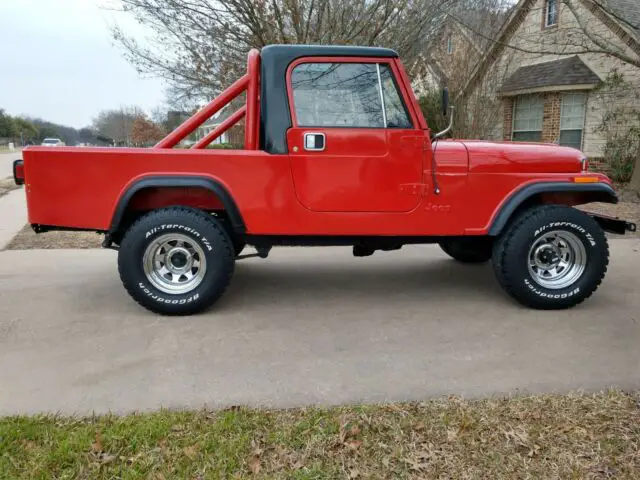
[461,140,586,174]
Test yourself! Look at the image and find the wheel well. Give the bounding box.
[109,178,245,244]
[489,184,618,236]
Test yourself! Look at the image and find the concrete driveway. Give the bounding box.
[1,242,639,415]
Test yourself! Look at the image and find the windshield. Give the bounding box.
[42,139,59,144]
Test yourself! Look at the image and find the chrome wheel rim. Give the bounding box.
[143,233,207,295]
[527,230,587,290]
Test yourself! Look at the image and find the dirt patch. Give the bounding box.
[0,177,21,198]
[5,224,103,250]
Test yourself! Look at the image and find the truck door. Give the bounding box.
[286,59,424,213]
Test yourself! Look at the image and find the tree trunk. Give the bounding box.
[629,154,640,193]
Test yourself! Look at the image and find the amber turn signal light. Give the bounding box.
[573,176,600,183]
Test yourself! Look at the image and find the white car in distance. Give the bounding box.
[41,138,65,147]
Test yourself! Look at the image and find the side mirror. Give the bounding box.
[442,87,449,117]
[432,87,455,140]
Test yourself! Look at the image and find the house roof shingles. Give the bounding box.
[498,55,601,94]
[606,0,640,36]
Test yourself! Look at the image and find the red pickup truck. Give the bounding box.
[13,45,635,315]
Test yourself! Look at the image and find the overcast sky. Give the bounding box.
[0,0,166,128]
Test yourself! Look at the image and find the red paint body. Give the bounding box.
[20,49,611,238]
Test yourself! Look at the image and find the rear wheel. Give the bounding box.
[439,237,493,263]
[118,207,235,315]
[492,205,608,309]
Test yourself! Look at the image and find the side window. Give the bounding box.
[379,65,412,128]
[291,63,383,128]
[291,62,413,129]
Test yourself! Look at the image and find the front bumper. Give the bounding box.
[589,212,637,235]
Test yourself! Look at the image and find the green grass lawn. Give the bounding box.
[0,146,21,153]
[1,391,638,479]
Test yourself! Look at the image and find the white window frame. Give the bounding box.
[512,95,544,142]
[545,0,558,27]
[559,92,587,149]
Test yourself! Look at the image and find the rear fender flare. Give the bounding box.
[109,176,245,235]
[488,182,617,236]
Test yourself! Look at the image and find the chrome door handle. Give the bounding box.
[304,132,325,151]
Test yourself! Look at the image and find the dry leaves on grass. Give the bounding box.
[248,441,263,474]
[182,444,200,460]
[1,391,639,479]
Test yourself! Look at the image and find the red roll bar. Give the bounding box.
[155,48,261,150]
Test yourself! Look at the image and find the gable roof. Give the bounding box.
[498,55,601,94]
[460,0,640,98]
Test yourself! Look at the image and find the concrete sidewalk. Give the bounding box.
[1,242,639,415]
[0,188,27,249]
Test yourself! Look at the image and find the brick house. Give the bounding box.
[461,0,640,167]
[411,10,506,95]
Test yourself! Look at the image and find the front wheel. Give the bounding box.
[118,207,235,315]
[492,205,609,309]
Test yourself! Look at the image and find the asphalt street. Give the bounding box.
[0,151,20,179]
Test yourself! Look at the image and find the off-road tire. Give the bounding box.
[492,205,608,309]
[218,216,246,256]
[439,237,493,263]
[118,207,235,315]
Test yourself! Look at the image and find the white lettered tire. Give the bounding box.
[492,205,609,309]
[118,207,235,315]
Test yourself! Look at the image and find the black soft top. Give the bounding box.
[259,45,398,154]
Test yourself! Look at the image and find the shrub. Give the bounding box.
[595,71,640,183]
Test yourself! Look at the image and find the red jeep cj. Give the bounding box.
[13,45,636,315]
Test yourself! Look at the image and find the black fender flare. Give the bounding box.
[109,175,246,235]
[488,182,618,236]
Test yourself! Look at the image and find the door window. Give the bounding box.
[379,65,412,128]
[291,62,411,128]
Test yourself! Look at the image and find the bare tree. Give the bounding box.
[410,0,513,137]
[111,0,452,106]
[92,106,145,146]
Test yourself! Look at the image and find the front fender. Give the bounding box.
[488,182,618,236]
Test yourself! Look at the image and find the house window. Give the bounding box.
[291,62,410,128]
[560,92,586,149]
[512,95,544,142]
[545,0,558,27]
[447,35,453,54]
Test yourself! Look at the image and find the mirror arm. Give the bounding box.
[432,106,455,140]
